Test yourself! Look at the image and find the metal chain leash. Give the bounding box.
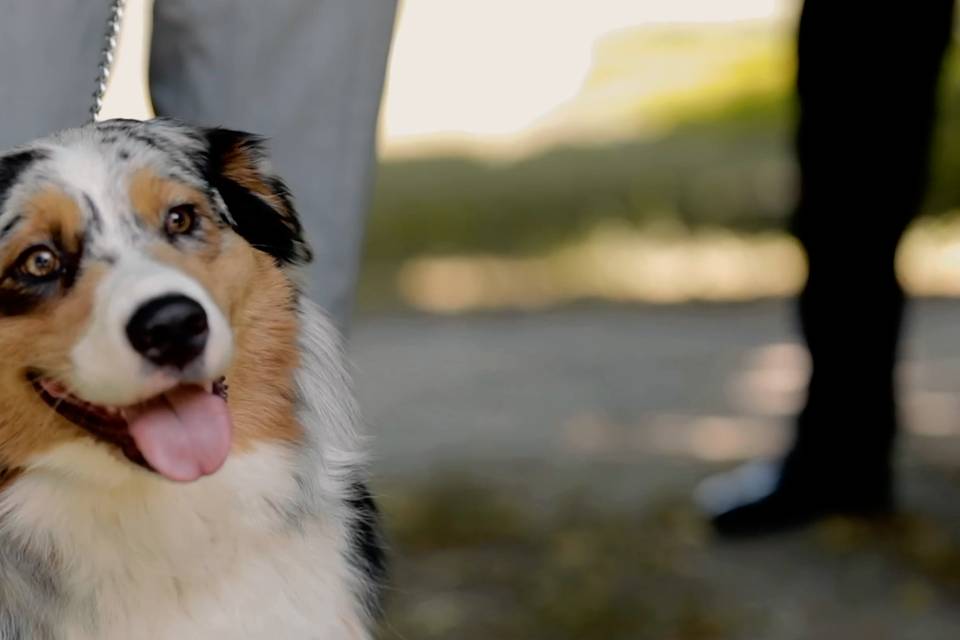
[90,0,126,122]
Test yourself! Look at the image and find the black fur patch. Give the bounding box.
[203,129,311,266]
[0,150,45,210]
[346,482,388,616]
[0,288,46,316]
[212,177,306,264]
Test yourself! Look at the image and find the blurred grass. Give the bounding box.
[360,28,960,310]
[378,475,739,640]
[375,469,960,640]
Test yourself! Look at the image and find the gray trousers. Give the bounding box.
[0,0,397,330]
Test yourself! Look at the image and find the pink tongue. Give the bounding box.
[127,386,232,482]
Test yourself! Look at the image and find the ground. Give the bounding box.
[350,300,960,640]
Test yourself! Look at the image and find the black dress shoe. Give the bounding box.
[695,461,893,537]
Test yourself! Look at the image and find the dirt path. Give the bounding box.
[350,300,960,640]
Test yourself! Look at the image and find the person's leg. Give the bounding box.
[700,0,955,535]
[0,1,109,149]
[150,0,397,330]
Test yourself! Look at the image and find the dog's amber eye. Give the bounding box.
[164,205,196,236]
[19,246,60,279]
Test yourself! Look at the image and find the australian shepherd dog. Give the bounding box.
[0,119,385,639]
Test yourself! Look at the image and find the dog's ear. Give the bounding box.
[203,128,312,266]
[0,150,44,210]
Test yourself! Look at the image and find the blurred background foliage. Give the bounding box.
[367,27,793,261]
[361,24,960,304]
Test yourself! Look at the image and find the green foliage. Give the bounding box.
[366,91,792,266]
[365,48,960,269]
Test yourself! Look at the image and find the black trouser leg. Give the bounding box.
[786,0,954,498]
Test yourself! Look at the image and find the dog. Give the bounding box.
[0,119,385,639]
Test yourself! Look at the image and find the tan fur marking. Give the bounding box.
[0,188,83,269]
[129,168,215,231]
[220,144,291,217]
[0,177,305,470]
[0,264,108,468]
[0,187,99,468]
[149,237,303,449]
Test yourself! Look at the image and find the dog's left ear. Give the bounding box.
[204,128,312,266]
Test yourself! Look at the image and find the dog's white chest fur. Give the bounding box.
[3,442,369,640]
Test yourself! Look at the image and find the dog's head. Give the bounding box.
[0,119,310,485]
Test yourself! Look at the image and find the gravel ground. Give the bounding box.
[350,300,960,640]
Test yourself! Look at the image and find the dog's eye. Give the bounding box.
[18,246,60,280]
[164,205,197,237]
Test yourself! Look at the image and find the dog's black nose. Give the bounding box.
[126,295,209,368]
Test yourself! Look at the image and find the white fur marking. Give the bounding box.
[70,254,232,405]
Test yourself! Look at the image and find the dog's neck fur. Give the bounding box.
[0,302,373,640]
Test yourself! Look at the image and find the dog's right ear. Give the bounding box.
[0,150,44,210]
[203,128,312,267]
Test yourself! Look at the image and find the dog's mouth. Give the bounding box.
[29,373,232,482]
